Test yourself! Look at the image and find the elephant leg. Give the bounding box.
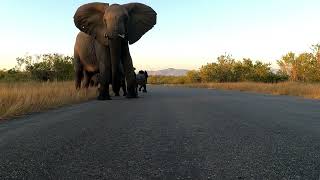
[109,41,121,96]
[89,80,94,87]
[121,79,127,96]
[83,71,93,89]
[114,88,120,96]
[74,53,83,90]
[135,83,138,95]
[121,43,137,98]
[143,84,147,93]
[93,74,100,87]
[96,43,111,100]
[113,77,126,96]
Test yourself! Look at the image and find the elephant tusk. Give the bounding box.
[118,34,125,39]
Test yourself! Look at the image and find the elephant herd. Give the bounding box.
[72,2,157,100]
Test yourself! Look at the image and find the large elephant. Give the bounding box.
[74,32,127,96]
[73,2,157,100]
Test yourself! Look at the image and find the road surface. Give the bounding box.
[0,86,319,179]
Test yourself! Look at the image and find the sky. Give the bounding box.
[0,0,320,70]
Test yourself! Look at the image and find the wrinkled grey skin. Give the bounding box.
[73,32,127,96]
[74,32,99,89]
[74,2,157,100]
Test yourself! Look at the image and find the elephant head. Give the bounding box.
[74,3,156,45]
[73,2,156,99]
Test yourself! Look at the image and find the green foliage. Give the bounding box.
[16,53,74,81]
[186,70,201,83]
[0,68,31,82]
[198,55,286,83]
[277,49,320,82]
[2,43,319,83]
[1,53,74,82]
[149,54,289,85]
[148,76,186,84]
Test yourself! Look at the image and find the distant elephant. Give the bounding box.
[73,2,157,100]
[74,32,127,96]
[136,70,148,92]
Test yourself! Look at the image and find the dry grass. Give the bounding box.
[171,82,320,100]
[0,81,97,120]
[1,81,319,120]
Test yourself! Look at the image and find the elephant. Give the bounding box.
[90,74,128,96]
[136,70,148,92]
[90,69,128,96]
[73,2,157,100]
[73,32,127,96]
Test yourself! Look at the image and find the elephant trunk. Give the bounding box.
[109,39,122,94]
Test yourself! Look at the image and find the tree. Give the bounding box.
[16,53,74,81]
[277,52,297,81]
[277,45,320,82]
[186,70,201,83]
[199,63,218,82]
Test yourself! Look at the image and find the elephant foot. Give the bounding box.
[126,95,138,99]
[97,91,111,101]
[97,95,111,100]
[126,92,138,99]
[126,87,138,99]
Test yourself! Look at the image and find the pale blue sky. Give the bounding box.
[1,0,320,70]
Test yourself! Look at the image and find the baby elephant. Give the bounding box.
[136,70,148,93]
[92,73,127,96]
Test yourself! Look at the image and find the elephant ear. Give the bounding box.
[74,2,109,45]
[123,3,157,45]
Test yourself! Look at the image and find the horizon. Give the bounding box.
[1,0,320,71]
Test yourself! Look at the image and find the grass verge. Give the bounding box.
[167,82,320,100]
[0,81,97,120]
[1,81,318,120]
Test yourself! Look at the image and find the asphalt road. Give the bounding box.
[0,85,319,179]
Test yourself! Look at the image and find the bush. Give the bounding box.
[277,50,320,82]
[198,55,285,83]
[0,69,31,82]
[16,53,74,81]
[148,76,187,84]
[148,54,290,85]
[185,70,201,83]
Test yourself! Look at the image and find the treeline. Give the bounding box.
[0,54,74,82]
[1,44,320,83]
[149,44,320,84]
[277,44,320,82]
[149,55,288,84]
